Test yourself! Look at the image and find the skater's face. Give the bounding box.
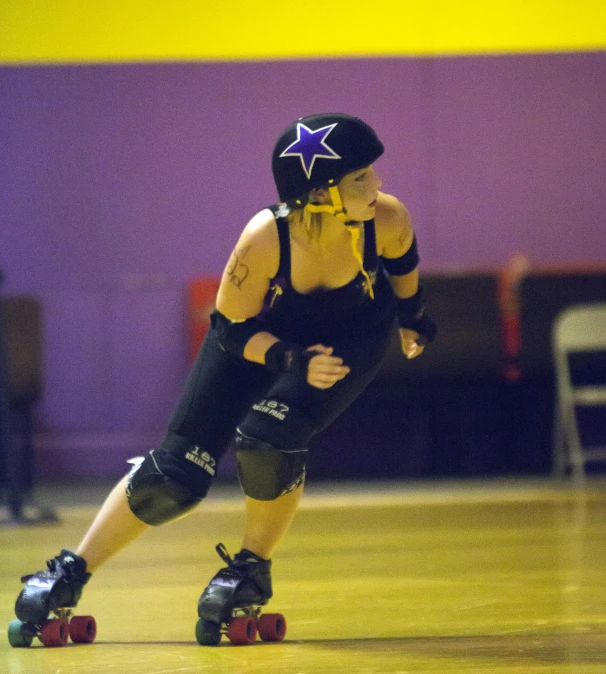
[337,165,382,222]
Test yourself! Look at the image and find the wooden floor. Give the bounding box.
[2,479,606,673]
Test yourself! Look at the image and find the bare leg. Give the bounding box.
[77,476,302,572]
[241,484,304,559]
[76,474,150,573]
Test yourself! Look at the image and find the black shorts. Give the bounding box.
[161,315,395,465]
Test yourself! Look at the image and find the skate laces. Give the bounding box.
[215,543,233,566]
[212,542,272,601]
[19,556,68,584]
[214,543,267,577]
[45,551,90,584]
[47,558,61,573]
[214,543,242,580]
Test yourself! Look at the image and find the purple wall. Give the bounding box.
[1,53,605,478]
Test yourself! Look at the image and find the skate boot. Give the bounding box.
[196,543,286,646]
[8,549,96,648]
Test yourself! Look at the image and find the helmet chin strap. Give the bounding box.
[304,185,348,222]
[304,185,375,299]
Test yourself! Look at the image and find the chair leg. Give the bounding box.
[563,403,586,486]
[552,402,567,479]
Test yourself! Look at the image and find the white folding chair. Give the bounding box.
[552,303,606,484]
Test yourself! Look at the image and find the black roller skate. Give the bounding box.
[8,549,96,648]
[196,543,286,646]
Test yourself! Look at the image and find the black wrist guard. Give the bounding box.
[396,286,437,345]
[264,341,314,376]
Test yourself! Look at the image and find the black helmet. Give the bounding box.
[272,113,384,203]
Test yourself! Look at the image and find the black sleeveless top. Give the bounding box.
[259,205,396,345]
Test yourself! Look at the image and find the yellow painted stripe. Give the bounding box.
[1,0,605,64]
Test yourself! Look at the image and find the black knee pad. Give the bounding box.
[126,443,215,525]
[234,430,308,501]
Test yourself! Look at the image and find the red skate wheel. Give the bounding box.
[258,613,287,642]
[227,616,257,645]
[39,619,69,647]
[69,616,97,643]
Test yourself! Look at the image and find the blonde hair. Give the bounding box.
[285,205,323,241]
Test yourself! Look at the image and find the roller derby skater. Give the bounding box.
[9,112,434,647]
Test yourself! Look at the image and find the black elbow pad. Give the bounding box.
[211,310,265,357]
[381,235,419,276]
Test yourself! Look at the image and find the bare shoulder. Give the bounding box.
[215,208,280,320]
[233,208,280,278]
[373,192,414,257]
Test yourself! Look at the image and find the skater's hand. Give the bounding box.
[305,345,350,389]
[399,328,425,359]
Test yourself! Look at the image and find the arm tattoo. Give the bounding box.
[226,245,251,289]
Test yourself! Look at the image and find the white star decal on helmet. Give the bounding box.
[279,122,341,179]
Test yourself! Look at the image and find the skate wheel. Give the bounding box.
[39,619,69,647]
[227,616,257,645]
[258,613,287,642]
[69,616,97,643]
[8,620,34,648]
[196,619,221,646]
